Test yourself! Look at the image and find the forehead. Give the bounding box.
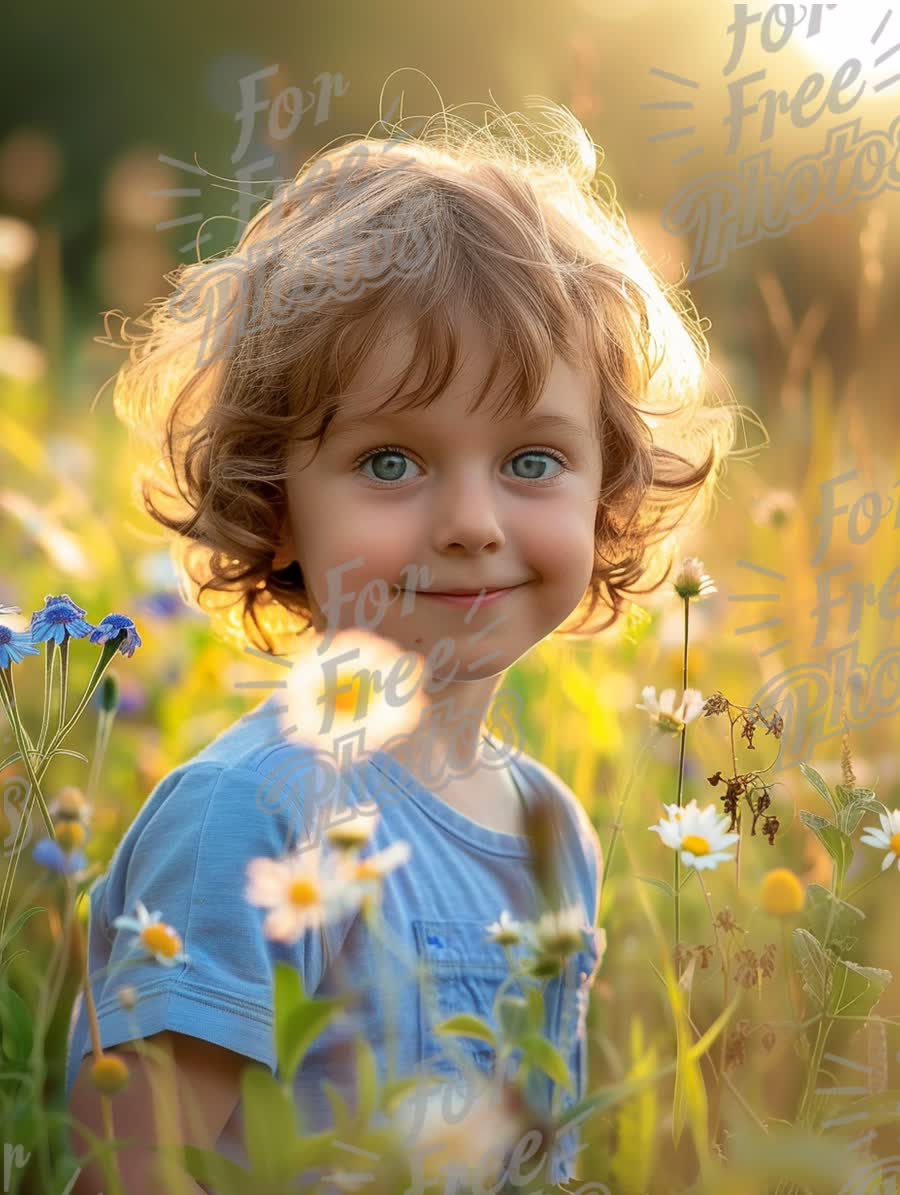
[325,309,597,438]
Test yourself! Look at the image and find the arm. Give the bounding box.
[67,1030,249,1195]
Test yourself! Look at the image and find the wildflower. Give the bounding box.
[325,810,378,852]
[54,820,86,852]
[89,613,142,658]
[532,904,585,958]
[90,1053,131,1095]
[32,838,87,876]
[0,216,37,272]
[648,799,740,871]
[245,850,350,944]
[485,909,529,947]
[48,785,92,826]
[333,842,412,911]
[672,556,717,601]
[112,899,189,966]
[751,489,797,529]
[636,686,706,734]
[760,868,806,917]
[280,628,428,760]
[116,985,139,1011]
[0,623,39,668]
[859,808,900,873]
[29,594,95,646]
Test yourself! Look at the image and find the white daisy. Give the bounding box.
[485,909,529,947]
[859,808,900,873]
[533,903,585,957]
[672,556,717,601]
[332,841,412,909]
[112,899,190,967]
[279,628,429,765]
[244,850,349,944]
[648,799,740,872]
[636,686,706,734]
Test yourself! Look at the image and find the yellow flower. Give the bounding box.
[760,868,805,917]
[90,1053,131,1095]
[54,820,86,852]
[112,900,189,967]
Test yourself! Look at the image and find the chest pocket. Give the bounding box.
[412,918,532,1080]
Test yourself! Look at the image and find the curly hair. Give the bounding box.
[103,96,751,656]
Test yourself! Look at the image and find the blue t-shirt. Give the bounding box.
[65,694,606,1188]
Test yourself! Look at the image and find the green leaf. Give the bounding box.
[0,906,46,957]
[379,1076,422,1117]
[798,763,838,815]
[524,984,545,1034]
[799,811,853,889]
[272,962,343,1085]
[828,959,892,1020]
[240,1068,299,1179]
[434,1013,497,1048]
[497,995,529,1042]
[0,981,32,1064]
[792,928,830,1008]
[519,1033,573,1093]
[637,876,675,898]
[176,1145,250,1195]
[804,884,865,954]
[837,795,887,836]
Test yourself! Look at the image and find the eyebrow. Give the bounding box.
[325,410,590,442]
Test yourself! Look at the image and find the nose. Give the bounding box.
[429,464,508,555]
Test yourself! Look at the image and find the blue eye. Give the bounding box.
[352,446,569,486]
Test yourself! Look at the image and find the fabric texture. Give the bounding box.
[65,694,607,1188]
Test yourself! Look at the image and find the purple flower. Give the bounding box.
[89,613,142,658]
[0,624,40,669]
[32,838,87,875]
[30,594,95,646]
[137,591,183,621]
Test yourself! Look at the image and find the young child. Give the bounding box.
[66,99,738,1192]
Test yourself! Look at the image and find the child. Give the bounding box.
[66,98,738,1192]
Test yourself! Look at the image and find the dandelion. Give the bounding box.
[280,628,428,760]
[859,808,900,873]
[760,868,806,917]
[648,799,740,871]
[0,623,39,668]
[672,556,717,601]
[112,899,189,967]
[29,594,95,646]
[636,686,706,734]
[485,909,529,947]
[89,613,142,658]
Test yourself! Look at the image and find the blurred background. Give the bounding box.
[2,1,900,1191]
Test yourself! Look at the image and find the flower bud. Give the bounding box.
[90,1052,131,1095]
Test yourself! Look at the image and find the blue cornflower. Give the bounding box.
[137,591,183,620]
[89,613,142,658]
[30,594,95,646]
[0,624,40,669]
[33,838,87,876]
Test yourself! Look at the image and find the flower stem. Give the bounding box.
[673,596,691,975]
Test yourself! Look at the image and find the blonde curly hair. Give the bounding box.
[104,96,749,656]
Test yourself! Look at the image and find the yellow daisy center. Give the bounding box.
[288,878,319,907]
[657,713,684,733]
[323,671,374,719]
[140,924,181,958]
[681,834,710,856]
[354,859,380,881]
[890,832,900,855]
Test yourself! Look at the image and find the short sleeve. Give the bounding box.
[72,761,358,1080]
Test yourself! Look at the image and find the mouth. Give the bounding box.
[398,583,527,608]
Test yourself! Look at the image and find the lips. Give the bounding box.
[405,584,524,596]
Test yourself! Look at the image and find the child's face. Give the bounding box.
[279,311,603,684]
